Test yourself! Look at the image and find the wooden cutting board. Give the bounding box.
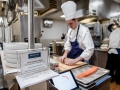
[59,61,87,72]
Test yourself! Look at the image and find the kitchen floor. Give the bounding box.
[110,81,120,90]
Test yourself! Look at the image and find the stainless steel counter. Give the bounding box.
[94,49,108,52]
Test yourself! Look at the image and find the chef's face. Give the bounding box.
[66,18,78,29]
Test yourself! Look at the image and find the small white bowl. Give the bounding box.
[6,61,17,68]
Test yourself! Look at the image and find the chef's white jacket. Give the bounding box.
[108,28,120,54]
[64,24,94,60]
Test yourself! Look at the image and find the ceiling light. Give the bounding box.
[79,17,97,24]
[60,15,65,18]
[79,19,91,23]
[20,11,38,16]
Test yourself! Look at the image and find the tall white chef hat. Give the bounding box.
[61,1,77,20]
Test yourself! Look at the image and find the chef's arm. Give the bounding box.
[60,50,70,63]
[80,30,94,60]
[75,56,84,62]
[59,33,71,63]
[64,34,71,56]
[63,50,70,57]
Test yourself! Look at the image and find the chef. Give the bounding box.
[106,23,120,84]
[59,1,94,65]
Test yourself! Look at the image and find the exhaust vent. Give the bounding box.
[19,0,45,12]
[38,0,57,17]
[113,0,120,3]
[34,0,45,10]
[89,0,120,19]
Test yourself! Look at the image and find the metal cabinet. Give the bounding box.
[84,22,102,47]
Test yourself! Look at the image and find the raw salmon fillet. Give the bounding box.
[76,66,98,78]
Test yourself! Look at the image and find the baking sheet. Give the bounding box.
[71,65,109,85]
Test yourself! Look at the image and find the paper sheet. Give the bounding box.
[16,69,59,89]
[5,69,20,74]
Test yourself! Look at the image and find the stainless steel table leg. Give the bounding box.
[25,87,29,90]
[47,80,49,90]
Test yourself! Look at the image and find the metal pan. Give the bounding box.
[71,65,109,85]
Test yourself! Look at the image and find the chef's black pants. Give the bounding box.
[0,42,3,50]
[106,53,120,84]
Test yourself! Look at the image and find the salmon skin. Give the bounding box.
[76,66,98,78]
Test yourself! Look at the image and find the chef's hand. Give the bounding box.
[65,59,78,66]
[59,55,67,63]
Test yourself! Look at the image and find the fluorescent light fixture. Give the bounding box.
[20,11,38,16]
[79,18,96,24]
[79,19,91,23]
[40,8,57,17]
[60,15,65,18]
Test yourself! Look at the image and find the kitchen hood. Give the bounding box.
[89,0,120,19]
[113,0,120,3]
[3,0,47,26]
[18,0,46,12]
